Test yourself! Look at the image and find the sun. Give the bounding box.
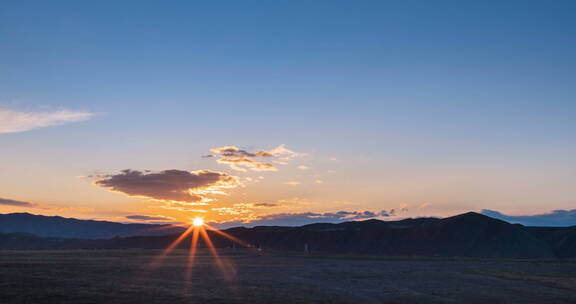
[192,217,204,227]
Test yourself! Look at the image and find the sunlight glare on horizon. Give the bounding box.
[192,218,204,227]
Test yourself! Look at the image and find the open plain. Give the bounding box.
[0,249,575,304]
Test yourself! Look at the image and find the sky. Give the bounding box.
[1,0,575,227]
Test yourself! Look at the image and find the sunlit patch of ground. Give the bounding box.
[0,250,575,304]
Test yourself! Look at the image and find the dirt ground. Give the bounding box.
[0,249,574,304]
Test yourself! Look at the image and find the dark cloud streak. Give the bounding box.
[0,198,37,207]
[126,215,172,221]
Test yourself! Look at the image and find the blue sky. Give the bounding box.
[1,1,575,226]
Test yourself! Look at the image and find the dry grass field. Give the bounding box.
[0,249,575,304]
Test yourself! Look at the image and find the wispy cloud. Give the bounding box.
[94,169,240,204]
[0,109,93,134]
[0,197,37,207]
[284,181,301,185]
[253,203,279,207]
[206,145,303,172]
[481,209,576,227]
[211,209,389,228]
[125,215,174,221]
[217,157,277,172]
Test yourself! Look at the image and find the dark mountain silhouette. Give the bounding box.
[525,226,576,258]
[0,212,574,258]
[0,213,185,239]
[223,212,555,258]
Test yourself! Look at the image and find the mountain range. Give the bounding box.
[0,212,574,258]
[0,213,185,239]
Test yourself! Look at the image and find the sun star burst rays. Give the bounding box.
[149,219,249,289]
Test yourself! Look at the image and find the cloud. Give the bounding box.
[207,145,302,172]
[0,197,37,208]
[297,165,309,170]
[207,202,279,217]
[159,202,208,213]
[210,202,281,218]
[212,210,388,228]
[125,215,173,221]
[284,181,301,185]
[211,206,254,216]
[43,206,94,213]
[253,203,279,207]
[0,109,93,134]
[217,157,277,172]
[94,169,240,203]
[210,146,275,158]
[481,209,576,227]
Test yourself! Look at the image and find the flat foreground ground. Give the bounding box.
[0,249,575,304]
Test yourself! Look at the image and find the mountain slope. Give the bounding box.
[224,212,555,258]
[0,212,571,258]
[526,226,576,258]
[0,213,185,239]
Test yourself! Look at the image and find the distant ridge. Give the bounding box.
[225,212,556,258]
[0,213,185,239]
[0,212,575,258]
